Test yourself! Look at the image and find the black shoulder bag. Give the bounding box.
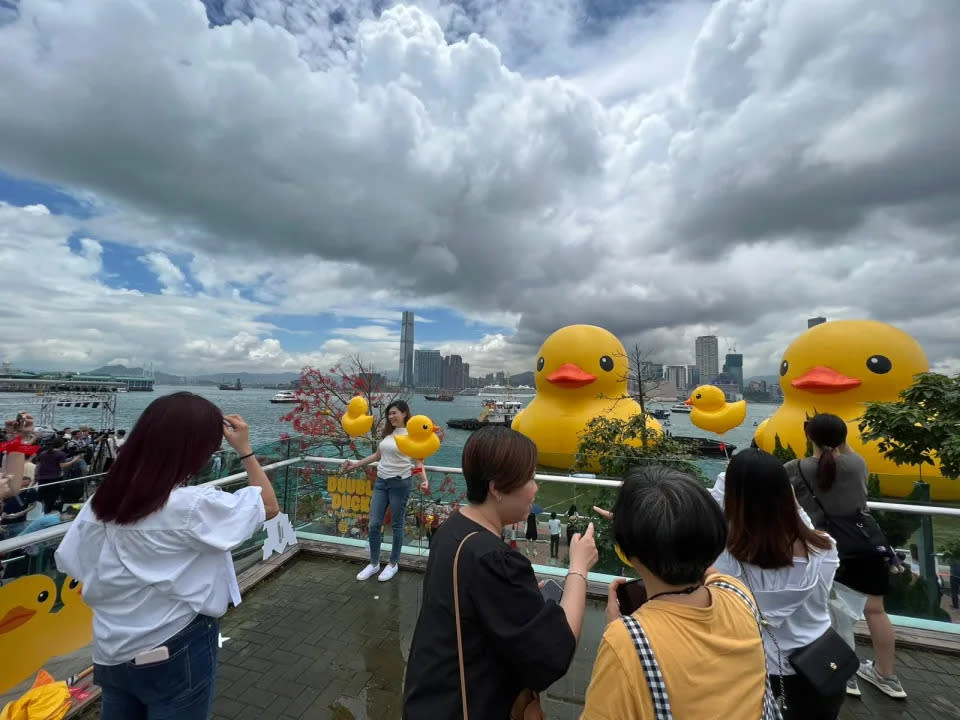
[796,463,887,560]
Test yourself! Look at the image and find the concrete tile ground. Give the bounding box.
[78,556,960,719]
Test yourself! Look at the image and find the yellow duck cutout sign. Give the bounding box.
[47,577,92,659]
[0,576,58,693]
[511,325,662,470]
[0,669,70,720]
[685,385,747,435]
[752,319,947,499]
[341,396,374,438]
[395,415,442,461]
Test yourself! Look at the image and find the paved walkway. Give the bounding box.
[201,557,960,720]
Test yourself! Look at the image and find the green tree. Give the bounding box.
[858,372,960,480]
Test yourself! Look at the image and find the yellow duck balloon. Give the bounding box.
[752,319,947,499]
[511,325,662,470]
[340,396,374,438]
[686,385,747,435]
[395,415,442,461]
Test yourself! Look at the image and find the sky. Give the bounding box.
[0,0,958,379]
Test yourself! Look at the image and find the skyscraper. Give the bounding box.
[665,365,687,392]
[399,311,415,387]
[808,316,826,328]
[695,336,719,384]
[723,353,744,392]
[414,349,443,388]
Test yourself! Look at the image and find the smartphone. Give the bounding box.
[13,413,24,429]
[133,646,169,665]
[616,578,648,615]
[540,578,563,604]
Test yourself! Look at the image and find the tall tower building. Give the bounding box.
[399,311,415,387]
[665,365,687,392]
[723,353,744,392]
[695,336,719,384]
[808,316,826,328]
[414,349,443,388]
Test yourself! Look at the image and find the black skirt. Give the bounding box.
[836,554,891,596]
[525,514,538,541]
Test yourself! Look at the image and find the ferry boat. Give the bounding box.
[424,393,455,401]
[670,403,692,413]
[219,379,243,391]
[479,384,536,397]
[649,408,671,420]
[448,399,523,430]
[270,391,298,404]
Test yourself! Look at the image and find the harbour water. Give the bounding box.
[4,386,780,478]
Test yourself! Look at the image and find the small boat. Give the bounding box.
[424,393,455,402]
[448,399,523,430]
[649,408,671,420]
[270,391,298,404]
[670,435,736,458]
[219,379,243,391]
[116,386,128,393]
[670,404,692,414]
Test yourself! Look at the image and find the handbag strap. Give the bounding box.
[622,615,673,720]
[453,531,480,720]
[710,580,784,719]
[795,462,831,523]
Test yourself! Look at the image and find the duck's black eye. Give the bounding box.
[69,579,80,590]
[422,424,429,430]
[37,591,49,603]
[695,393,702,400]
[599,356,614,372]
[780,360,789,377]
[867,355,892,374]
[536,356,545,372]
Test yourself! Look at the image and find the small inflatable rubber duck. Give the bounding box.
[341,396,374,437]
[511,325,662,469]
[0,575,58,692]
[753,319,941,498]
[395,415,441,460]
[685,385,747,434]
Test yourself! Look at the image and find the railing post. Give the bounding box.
[914,480,938,610]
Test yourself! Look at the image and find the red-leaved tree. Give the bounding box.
[282,355,401,460]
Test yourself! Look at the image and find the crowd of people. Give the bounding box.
[0,396,918,719]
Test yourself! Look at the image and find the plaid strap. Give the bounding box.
[621,615,673,720]
[711,581,784,720]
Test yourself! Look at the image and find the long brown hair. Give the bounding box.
[725,449,832,568]
[381,400,411,439]
[91,392,224,524]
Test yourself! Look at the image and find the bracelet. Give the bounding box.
[567,571,588,583]
[238,452,256,461]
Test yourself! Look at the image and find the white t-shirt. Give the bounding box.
[55,485,265,665]
[377,429,415,478]
[548,518,562,535]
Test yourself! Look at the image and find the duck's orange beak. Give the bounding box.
[546,363,596,389]
[432,425,440,432]
[0,605,36,635]
[683,398,693,406]
[792,366,862,393]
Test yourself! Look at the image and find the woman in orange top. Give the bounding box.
[581,465,774,720]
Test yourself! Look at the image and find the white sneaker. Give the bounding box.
[356,563,380,581]
[378,563,399,582]
[846,676,861,697]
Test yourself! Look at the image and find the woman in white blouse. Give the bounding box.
[56,392,279,720]
[713,449,841,720]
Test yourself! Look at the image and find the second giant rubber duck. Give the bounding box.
[511,325,662,469]
[753,319,943,498]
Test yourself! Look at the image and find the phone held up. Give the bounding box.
[616,578,648,615]
[540,579,563,604]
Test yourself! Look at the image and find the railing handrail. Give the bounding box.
[4,453,959,555]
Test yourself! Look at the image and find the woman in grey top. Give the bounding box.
[786,414,906,700]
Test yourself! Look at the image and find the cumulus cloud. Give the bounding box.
[0,0,958,378]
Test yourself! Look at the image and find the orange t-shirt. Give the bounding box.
[581,575,767,720]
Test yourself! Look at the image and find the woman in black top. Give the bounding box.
[404,426,597,719]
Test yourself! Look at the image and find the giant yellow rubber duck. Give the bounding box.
[686,385,747,434]
[753,319,945,498]
[0,575,58,692]
[395,415,442,460]
[341,396,374,437]
[511,325,662,470]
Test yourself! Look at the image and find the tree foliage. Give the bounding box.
[858,372,960,479]
[282,355,401,459]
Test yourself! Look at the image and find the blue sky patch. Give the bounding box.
[0,170,94,218]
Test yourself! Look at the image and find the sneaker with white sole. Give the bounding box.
[356,563,380,581]
[857,660,907,699]
[378,563,399,582]
[846,676,861,697]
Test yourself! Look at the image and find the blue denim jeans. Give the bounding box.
[369,474,412,564]
[94,615,219,720]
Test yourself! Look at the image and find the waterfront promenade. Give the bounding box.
[76,554,960,720]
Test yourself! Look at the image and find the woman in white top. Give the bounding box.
[713,449,841,720]
[342,400,425,582]
[55,392,279,720]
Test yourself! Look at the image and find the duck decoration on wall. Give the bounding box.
[511,324,662,470]
[395,415,442,461]
[340,396,375,438]
[686,385,747,434]
[753,319,948,499]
